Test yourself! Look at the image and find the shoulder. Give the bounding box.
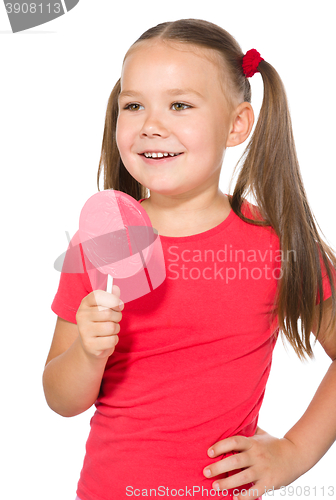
[239,197,264,221]
[233,197,279,247]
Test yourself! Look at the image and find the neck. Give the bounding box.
[141,190,231,237]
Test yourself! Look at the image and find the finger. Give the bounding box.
[111,284,121,298]
[87,289,124,310]
[90,308,122,323]
[85,334,120,356]
[89,320,120,337]
[203,451,252,479]
[95,288,123,312]
[212,470,257,496]
[208,435,250,458]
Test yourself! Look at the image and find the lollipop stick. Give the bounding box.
[106,274,113,294]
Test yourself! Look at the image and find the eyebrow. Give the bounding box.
[118,88,204,101]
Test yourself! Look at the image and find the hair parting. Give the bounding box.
[97,18,336,361]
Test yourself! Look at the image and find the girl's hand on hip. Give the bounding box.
[203,426,302,499]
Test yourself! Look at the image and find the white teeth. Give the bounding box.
[143,152,180,158]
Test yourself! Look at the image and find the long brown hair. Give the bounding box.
[97,18,336,361]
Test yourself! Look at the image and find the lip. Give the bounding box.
[138,153,184,164]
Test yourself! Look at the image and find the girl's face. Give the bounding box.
[116,40,235,198]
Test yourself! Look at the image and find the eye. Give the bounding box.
[123,103,144,111]
[172,102,191,111]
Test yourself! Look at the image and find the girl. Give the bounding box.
[43,19,336,500]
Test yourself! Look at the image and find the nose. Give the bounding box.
[139,111,169,138]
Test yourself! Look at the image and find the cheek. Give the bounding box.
[176,122,205,154]
[179,115,218,153]
[116,117,133,155]
[115,119,123,152]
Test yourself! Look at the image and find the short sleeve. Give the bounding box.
[51,231,93,323]
[315,253,336,305]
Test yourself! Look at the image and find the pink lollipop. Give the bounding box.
[78,189,165,303]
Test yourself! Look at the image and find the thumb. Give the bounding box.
[112,284,121,298]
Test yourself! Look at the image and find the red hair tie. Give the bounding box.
[242,49,264,78]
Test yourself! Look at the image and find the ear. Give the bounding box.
[226,102,254,148]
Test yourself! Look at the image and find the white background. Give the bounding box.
[1,1,336,499]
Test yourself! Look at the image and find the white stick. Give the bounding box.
[106,274,113,294]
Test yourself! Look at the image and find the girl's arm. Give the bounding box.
[282,296,336,476]
[43,289,123,417]
[202,296,336,497]
[42,317,108,417]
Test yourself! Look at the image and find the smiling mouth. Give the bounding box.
[140,153,183,158]
[139,153,183,160]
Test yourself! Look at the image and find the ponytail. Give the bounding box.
[229,60,336,360]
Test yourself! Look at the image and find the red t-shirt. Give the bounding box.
[51,198,334,500]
